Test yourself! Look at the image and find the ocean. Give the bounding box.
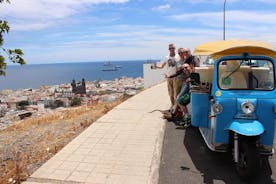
[0,60,145,91]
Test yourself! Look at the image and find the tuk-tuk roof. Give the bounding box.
[194,40,276,59]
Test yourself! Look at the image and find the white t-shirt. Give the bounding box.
[162,55,178,76]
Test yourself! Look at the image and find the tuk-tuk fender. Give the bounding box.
[226,119,264,136]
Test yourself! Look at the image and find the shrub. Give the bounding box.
[70,98,81,106]
[17,100,29,109]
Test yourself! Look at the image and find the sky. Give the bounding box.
[1,0,276,64]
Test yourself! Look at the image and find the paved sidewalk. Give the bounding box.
[24,82,169,184]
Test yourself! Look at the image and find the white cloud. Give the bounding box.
[253,0,276,3]
[151,4,171,12]
[2,0,276,63]
[185,0,239,4]
[168,10,276,49]
[0,0,129,31]
[18,24,223,63]
[169,10,276,27]
[184,0,276,5]
[11,18,276,64]
[11,21,56,31]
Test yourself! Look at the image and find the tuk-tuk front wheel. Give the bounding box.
[236,140,260,181]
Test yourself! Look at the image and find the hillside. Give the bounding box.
[0,97,127,184]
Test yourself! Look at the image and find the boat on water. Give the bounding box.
[102,66,118,71]
[102,61,121,71]
[102,68,118,72]
[103,61,112,66]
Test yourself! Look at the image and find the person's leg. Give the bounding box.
[183,103,191,127]
[178,103,185,113]
[172,78,177,103]
[177,94,191,127]
[167,78,174,107]
[182,105,188,114]
[173,78,183,114]
[173,78,185,113]
[177,82,189,100]
[175,78,183,99]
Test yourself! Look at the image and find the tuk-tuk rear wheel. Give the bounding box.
[236,140,260,181]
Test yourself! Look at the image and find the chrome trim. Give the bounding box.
[234,113,257,119]
[241,101,255,114]
[199,127,216,151]
[199,127,227,152]
[210,105,215,146]
[212,103,223,114]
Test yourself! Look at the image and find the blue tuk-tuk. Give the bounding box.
[191,40,276,180]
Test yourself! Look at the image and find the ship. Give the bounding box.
[102,61,121,71]
[102,67,118,71]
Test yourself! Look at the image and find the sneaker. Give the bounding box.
[181,114,191,128]
[178,120,185,126]
[185,114,191,123]
[183,122,191,128]
[178,115,187,126]
[181,114,189,121]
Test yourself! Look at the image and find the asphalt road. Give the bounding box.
[158,120,276,184]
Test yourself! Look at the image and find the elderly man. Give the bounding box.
[183,48,200,71]
[175,48,186,100]
[155,43,178,109]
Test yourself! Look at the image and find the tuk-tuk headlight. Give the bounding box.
[241,101,255,114]
[212,103,223,114]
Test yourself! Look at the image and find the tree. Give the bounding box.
[0,0,25,76]
[17,100,29,109]
[54,99,64,108]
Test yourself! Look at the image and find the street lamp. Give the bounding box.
[223,0,226,40]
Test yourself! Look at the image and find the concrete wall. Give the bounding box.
[143,63,166,88]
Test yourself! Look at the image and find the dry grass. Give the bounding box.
[0,97,127,184]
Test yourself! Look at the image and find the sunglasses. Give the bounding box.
[169,48,175,50]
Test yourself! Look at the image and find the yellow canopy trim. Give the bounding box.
[194,40,276,59]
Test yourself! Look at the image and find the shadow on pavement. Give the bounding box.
[183,126,276,184]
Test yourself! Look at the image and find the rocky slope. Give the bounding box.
[0,98,126,184]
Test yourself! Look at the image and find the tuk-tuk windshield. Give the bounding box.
[218,59,274,90]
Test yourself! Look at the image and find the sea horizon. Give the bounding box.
[5,59,152,66]
[0,60,149,91]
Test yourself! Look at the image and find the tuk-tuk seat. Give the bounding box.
[219,60,248,89]
[195,66,213,83]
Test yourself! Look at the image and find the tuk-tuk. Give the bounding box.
[191,40,276,181]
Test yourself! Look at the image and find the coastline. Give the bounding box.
[0,76,144,183]
[0,61,144,91]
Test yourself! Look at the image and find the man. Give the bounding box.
[165,47,187,114]
[155,43,178,108]
[175,48,186,98]
[168,63,193,127]
[177,64,192,117]
[182,48,200,71]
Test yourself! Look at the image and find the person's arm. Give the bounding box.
[155,61,166,69]
[168,69,183,78]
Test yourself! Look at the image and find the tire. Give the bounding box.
[236,140,260,181]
